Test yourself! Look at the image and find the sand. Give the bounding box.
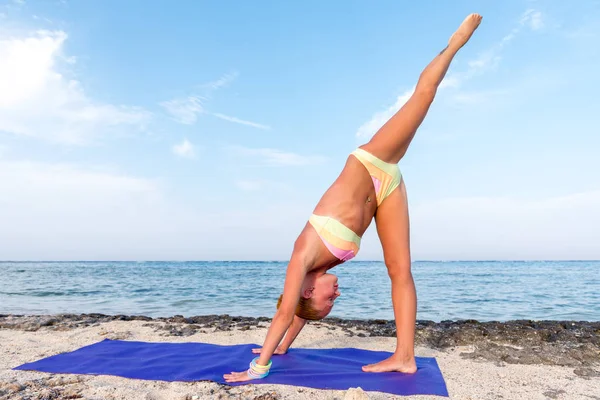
[1,318,598,400]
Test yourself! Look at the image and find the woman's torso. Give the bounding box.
[312,155,377,237]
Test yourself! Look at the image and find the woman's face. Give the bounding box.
[309,273,341,317]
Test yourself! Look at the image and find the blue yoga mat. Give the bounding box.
[14,339,448,396]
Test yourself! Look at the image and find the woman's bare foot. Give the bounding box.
[362,355,417,374]
[449,13,483,50]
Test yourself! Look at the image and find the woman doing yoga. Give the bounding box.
[225,13,483,382]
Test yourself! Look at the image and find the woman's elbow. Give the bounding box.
[273,308,293,323]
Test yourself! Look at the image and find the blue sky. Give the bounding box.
[0,0,598,261]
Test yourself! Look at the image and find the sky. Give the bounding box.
[0,0,599,261]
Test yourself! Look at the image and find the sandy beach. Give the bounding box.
[0,314,598,400]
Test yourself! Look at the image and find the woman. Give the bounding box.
[225,13,482,382]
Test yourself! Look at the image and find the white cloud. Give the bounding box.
[32,15,54,24]
[439,76,460,89]
[201,71,238,90]
[212,112,270,130]
[233,146,327,166]
[355,87,414,139]
[0,30,150,145]
[520,9,544,31]
[447,9,544,82]
[172,138,195,158]
[529,11,544,31]
[161,72,269,130]
[161,96,205,125]
[466,50,502,74]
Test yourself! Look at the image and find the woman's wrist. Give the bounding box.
[247,357,272,379]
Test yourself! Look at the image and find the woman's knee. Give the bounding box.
[385,258,412,281]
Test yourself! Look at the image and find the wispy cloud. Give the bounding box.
[458,9,544,79]
[212,113,270,130]
[355,9,544,139]
[520,9,544,31]
[355,88,414,139]
[439,75,460,89]
[201,72,239,90]
[0,30,150,145]
[465,49,502,75]
[161,72,269,130]
[160,96,205,125]
[32,15,54,24]
[172,138,196,158]
[233,146,327,166]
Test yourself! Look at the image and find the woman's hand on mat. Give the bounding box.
[252,345,287,355]
[223,370,254,382]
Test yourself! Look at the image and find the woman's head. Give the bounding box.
[277,272,341,320]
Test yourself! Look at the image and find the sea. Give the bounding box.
[0,261,598,322]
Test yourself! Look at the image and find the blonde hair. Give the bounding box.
[277,294,322,321]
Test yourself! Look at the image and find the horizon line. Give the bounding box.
[1,259,598,263]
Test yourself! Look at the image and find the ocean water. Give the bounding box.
[0,261,598,322]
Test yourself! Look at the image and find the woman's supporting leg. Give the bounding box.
[361,13,482,164]
[362,181,417,373]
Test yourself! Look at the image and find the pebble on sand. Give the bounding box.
[344,387,370,399]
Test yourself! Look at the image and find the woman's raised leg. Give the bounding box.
[361,13,482,164]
